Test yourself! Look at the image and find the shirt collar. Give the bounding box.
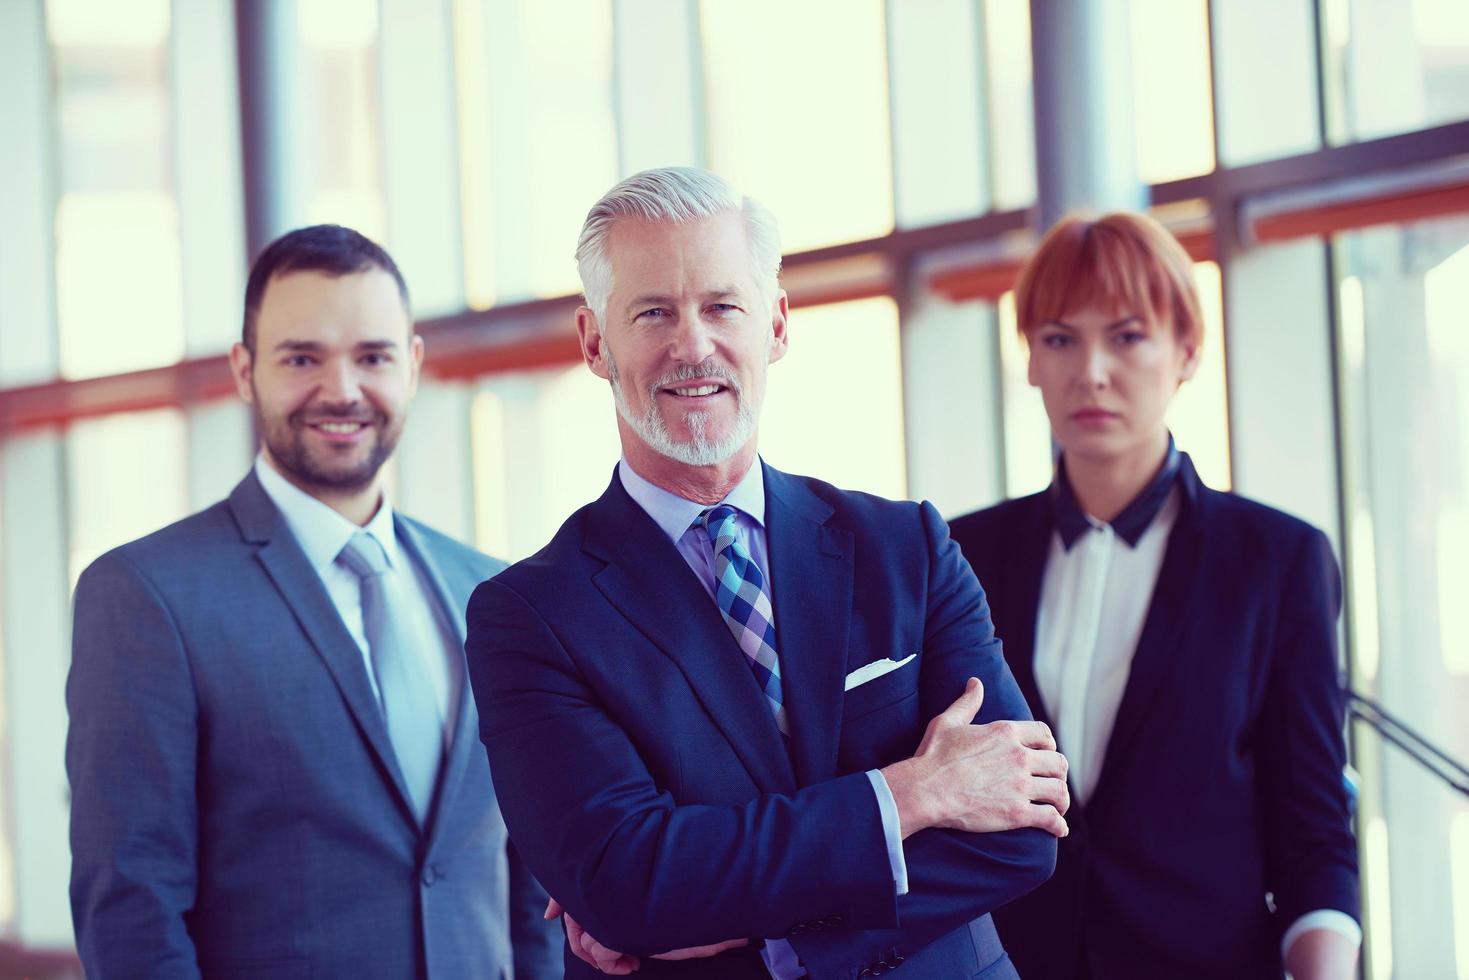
[253,455,399,572]
[617,456,767,545]
[1050,436,1181,550]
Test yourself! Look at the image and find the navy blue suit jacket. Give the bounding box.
[465,466,1056,980]
[67,473,562,980]
[948,454,1359,979]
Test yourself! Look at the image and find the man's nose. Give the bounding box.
[668,315,717,364]
[319,358,365,402]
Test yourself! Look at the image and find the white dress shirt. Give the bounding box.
[617,457,906,980]
[1035,448,1360,960]
[254,456,462,749]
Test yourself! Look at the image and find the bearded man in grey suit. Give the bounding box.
[66,225,560,980]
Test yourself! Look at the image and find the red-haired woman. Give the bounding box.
[948,213,1360,980]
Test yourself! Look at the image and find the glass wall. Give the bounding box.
[3,0,1469,966]
[1335,212,1469,979]
[1322,0,1469,143]
[48,0,185,380]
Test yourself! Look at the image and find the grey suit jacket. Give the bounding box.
[66,472,561,980]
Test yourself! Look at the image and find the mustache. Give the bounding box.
[292,404,383,426]
[649,363,742,395]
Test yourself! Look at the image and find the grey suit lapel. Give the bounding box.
[394,515,490,846]
[227,473,420,827]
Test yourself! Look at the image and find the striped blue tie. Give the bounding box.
[698,506,788,735]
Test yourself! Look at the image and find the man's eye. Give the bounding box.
[636,308,670,320]
[283,355,314,367]
[361,352,391,365]
[708,303,738,314]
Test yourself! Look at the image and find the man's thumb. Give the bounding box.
[944,676,985,723]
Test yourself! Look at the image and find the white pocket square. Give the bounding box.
[844,653,918,691]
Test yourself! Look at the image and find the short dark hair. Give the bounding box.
[241,224,411,352]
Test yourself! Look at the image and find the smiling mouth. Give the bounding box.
[663,383,727,398]
[307,420,372,434]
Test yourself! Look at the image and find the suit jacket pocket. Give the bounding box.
[838,656,922,773]
[842,653,921,722]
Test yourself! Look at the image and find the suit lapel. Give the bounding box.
[228,474,418,827]
[1090,462,1210,809]
[764,468,852,787]
[587,476,797,795]
[394,516,482,843]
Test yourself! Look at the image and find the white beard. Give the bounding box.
[605,349,761,467]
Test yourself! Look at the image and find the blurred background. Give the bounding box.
[0,0,1466,975]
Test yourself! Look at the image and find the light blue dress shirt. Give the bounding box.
[617,458,908,979]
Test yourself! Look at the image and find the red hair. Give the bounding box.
[1014,212,1202,348]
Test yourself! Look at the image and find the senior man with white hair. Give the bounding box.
[465,167,1065,979]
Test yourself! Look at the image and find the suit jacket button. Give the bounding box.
[421,866,438,887]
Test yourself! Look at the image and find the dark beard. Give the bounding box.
[258,403,400,494]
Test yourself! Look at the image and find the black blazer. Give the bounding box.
[948,453,1358,980]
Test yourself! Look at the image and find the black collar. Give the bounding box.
[1050,438,1182,550]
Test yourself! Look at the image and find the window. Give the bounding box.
[701,0,894,252]
[297,0,386,240]
[762,297,907,500]
[1128,0,1217,184]
[454,0,618,305]
[985,0,1038,210]
[49,0,185,380]
[1322,0,1469,144]
[1334,212,1469,980]
[66,409,190,586]
[1211,0,1322,166]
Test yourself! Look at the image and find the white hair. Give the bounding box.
[574,167,782,322]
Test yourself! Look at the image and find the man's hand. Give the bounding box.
[651,938,750,961]
[544,898,749,972]
[881,677,1070,840]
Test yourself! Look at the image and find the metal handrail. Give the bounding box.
[1346,688,1469,799]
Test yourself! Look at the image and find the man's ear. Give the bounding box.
[767,289,790,365]
[228,342,255,403]
[577,307,611,380]
[406,332,425,396]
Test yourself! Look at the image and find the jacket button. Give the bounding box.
[421,865,438,887]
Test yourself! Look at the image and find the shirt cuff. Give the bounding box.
[1281,909,1362,959]
[865,769,909,896]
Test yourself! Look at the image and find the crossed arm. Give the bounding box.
[466,503,1065,973]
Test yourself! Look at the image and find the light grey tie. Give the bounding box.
[338,532,442,820]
